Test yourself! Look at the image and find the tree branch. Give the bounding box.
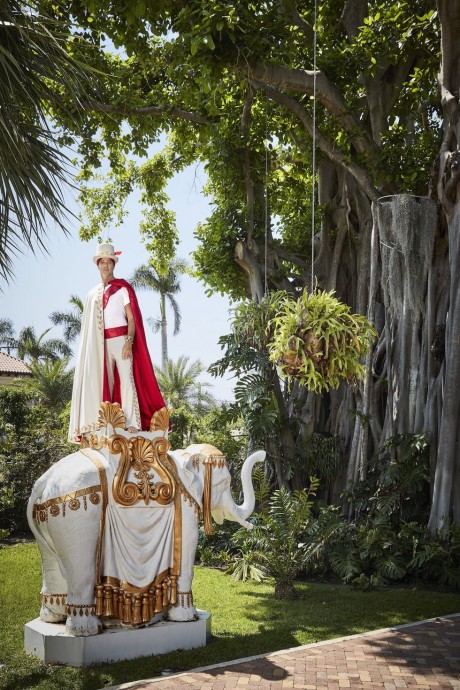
[279,0,314,44]
[80,99,211,125]
[340,0,368,40]
[234,240,264,302]
[250,78,379,201]
[275,246,309,268]
[240,86,255,135]
[240,61,375,154]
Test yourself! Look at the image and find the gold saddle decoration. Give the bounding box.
[95,402,170,434]
[98,402,126,430]
[149,406,171,433]
[111,434,176,507]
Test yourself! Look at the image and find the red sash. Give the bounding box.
[104,326,128,339]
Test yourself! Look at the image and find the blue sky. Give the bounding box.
[0,159,237,402]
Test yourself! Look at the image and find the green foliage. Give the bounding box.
[406,523,460,588]
[0,318,16,350]
[168,402,247,488]
[345,434,430,526]
[16,325,71,362]
[0,0,100,281]
[15,358,74,414]
[233,373,279,446]
[49,295,84,344]
[196,520,238,568]
[156,356,216,414]
[299,433,343,482]
[193,213,247,300]
[168,405,198,449]
[138,151,183,275]
[252,465,271,511]
[209,293,287,451]
[232,479,319,598]
[0,388,74,532]
[304,512,460,590]
[192,405,246,469]
[296,435,459,589]
[268,289,376,393]
[225,541,266,583]
[32,0,441,306]
[78,151,181,274]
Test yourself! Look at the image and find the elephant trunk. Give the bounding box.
[235,450,266,520]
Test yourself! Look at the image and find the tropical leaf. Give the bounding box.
[0,0,99,281]
[49,294,83,343]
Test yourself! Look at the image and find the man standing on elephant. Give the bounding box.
[68,243,166,442]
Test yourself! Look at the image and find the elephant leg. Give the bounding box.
[166,504,198,622]
[29,518,68,623]
[46,504,102,636]
[39,552,67,623]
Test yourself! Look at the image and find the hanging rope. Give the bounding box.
[310,0,318,294]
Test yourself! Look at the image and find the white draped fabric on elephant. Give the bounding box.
[99,499,180,624]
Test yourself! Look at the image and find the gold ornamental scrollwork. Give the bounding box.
[110,435,137,506]
[149,406,171,433]
[85,433,107,450]
[98,402,126,430]
[111,435,175,507]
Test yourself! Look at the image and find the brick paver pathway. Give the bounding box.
[109,614,460,690]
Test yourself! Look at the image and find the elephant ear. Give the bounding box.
[168,450,203,504]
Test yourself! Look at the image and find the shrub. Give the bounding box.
[0,388,73,532]
[233,480,319,599]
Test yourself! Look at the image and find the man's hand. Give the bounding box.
[122,341,133,360]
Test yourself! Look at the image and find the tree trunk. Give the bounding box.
[427,0,460,530]
[160,292,168,371]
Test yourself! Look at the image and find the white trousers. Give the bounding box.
[105,336,141,430]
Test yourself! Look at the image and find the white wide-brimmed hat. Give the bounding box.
[93,243,120,264]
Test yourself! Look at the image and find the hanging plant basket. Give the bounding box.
[268,289,376,393]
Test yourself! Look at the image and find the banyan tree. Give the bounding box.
[16,0,460,529]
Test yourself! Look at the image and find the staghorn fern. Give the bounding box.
[268,289,376,393]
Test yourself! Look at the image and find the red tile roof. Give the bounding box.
[0,352,31,376]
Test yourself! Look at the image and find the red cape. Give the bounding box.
[102,279,166,430]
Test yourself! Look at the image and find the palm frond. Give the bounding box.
[0,0,100,282]
[167,293,182,335]
[146,316,161,333]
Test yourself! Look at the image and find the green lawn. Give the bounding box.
[0,543,458,690]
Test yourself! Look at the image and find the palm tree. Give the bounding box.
[17,326,71,362]
[156,356,216,414]
[0,1,97,282]
[16,357,73,413]
[0,317,16,353]
[130,259,186,370]
[49,295,84,344]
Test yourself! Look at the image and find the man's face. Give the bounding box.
[98,258,115,282]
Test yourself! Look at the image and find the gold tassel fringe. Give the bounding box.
[96,571,179,626]
[202,461,215,535]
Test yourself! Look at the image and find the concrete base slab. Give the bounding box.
[24,610,212,667]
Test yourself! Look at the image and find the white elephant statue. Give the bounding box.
[27,403,264,636]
